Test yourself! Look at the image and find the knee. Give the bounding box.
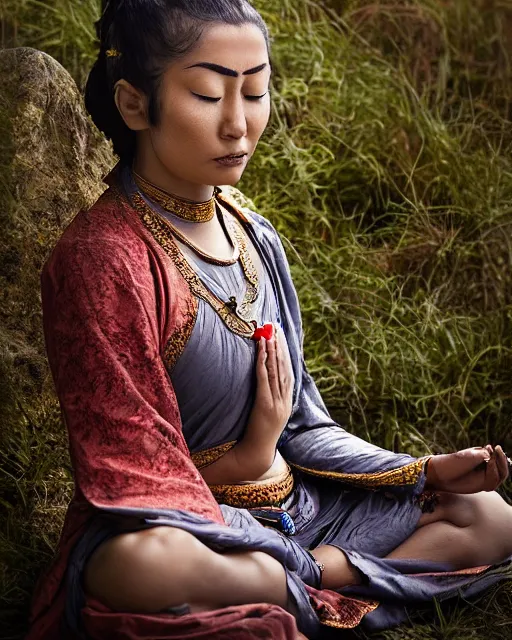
[84,526,204,612]
[435,491,509,529]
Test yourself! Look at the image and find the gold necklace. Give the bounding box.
[133,171,216,223]
[131,185,261,321]
[226,217,259,320]
[169,208,241,266]
[131,191,260,336]
[158,204,260,314]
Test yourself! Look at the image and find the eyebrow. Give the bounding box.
[184,62,268,77]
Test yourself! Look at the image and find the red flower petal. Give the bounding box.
[252,323,274,341]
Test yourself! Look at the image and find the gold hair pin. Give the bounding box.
[106,48,121,58]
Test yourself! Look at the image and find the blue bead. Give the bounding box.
[279,512,296,535]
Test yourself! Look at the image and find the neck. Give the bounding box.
[133,151,214,203]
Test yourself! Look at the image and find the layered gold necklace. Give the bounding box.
[132,173,260,323]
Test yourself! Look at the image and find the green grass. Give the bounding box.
[1,0,99,86]
[1,0,511,638]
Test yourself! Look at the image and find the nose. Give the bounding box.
[220,96,247,140]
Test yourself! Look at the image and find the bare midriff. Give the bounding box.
[238,449,289,485]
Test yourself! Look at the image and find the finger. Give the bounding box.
[274,327,295,401]
[256,338,271,397]
[468,447,492,469]
[274,326,284,397]
[494,445,510,483]
[266,334,280,398]
[276,326,294,387]
[439,448,491,483]
[275,327,289,397]
[274,329,283,398]
[256,337,267,372]
[483,456,501,491]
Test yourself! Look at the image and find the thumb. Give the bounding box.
[463,446,492,462]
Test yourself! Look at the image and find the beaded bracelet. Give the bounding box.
[305,549,325,585]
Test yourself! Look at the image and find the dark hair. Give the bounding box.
[84,0,269,163]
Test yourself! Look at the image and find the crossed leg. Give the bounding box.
[84,492,512,614]
[310,491,512,588]
[85,524,360,613]
[385,490,512,568]
[84,526,291,613]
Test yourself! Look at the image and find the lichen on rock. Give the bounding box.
[0,49,114,634]
[0,46,114,430]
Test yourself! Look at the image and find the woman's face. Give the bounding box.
[135,22,271,194]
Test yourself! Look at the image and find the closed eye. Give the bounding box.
[245,92,268,101]
[192,92,221,102]
[192,92,268,102]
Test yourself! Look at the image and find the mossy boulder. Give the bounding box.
[0,47,114,635]
[0,47,114,426]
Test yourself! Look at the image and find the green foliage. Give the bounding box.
[1,0,512,638]
[1,0,100,86]
[236,1,512,461]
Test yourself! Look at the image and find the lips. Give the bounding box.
[215,152,247,160]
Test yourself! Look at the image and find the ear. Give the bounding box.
[114,79,149,131]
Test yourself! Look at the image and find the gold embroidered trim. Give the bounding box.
[216,188,253,224]
[209,466,295,508]
[291,457,429,489]
[315,598,379,629]
[143,207,240,266]
[163,296,198,371]
[227,216,259,320]
[131,192,256,339]
[191,441,237,470]
[413,565,490,578]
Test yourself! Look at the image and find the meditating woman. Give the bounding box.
[28,1,512,639]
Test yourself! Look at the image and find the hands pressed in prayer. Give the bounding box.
[243,326,295,455]
[426,445,510,494]
[200,325,295,484]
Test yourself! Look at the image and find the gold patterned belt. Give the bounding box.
[208,465,295,509]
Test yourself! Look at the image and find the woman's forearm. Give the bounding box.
[201,330,292,486]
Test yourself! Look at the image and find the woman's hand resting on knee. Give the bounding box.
[426,445,510,493]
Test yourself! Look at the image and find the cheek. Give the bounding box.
[249,102,271,140]
[155,98,214,148]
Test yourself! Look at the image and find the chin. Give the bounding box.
[212,171,245,189]
[224,176,243,187]
[228,166,248,186]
